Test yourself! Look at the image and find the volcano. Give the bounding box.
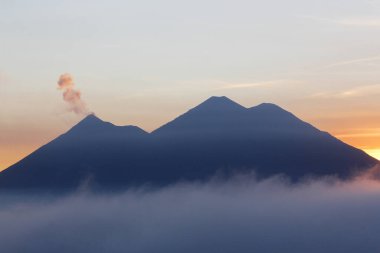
[0,96,377,191]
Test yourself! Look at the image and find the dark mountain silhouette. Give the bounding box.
[153,96,318,137]
[0,96,377,191]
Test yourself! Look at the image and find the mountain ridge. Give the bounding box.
[0,96,377,191]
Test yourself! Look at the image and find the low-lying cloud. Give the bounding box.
[1,174,380,253]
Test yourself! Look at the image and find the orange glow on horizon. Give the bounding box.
[0,146,37,172]
[1,129,379,172]
[335,131,380,160]
[364,149,380,160]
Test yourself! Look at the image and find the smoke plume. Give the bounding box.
[57,73,89,115]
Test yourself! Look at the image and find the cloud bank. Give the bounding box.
[1,174,380,253]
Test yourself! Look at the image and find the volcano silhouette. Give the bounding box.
[0,96,377,191]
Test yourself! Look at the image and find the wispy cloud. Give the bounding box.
[216,81,276,90]
[304,15,380,28]
[335,132,380,138]
[334,127,380,138]
[99,43,122,49]
[337,18,380,27]
[214,80,302,90]
[309,84,380,99]
[324,55,380,69]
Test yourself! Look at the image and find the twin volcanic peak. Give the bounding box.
[72,96,311,136]
[64,113,147,140]
[0,96,377,191]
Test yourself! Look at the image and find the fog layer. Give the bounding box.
[1,173,380,253]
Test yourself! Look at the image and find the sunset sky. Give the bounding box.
[1,0,380,170]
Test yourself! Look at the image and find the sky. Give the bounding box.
[1,0,380,170]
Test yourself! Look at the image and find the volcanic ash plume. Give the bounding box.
[57,73,90,115]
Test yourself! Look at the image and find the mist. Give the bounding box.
[1,173,380,253]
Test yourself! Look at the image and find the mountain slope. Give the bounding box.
[0,115,149,190]
[0,97,377,191]
[151,97,377,180]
